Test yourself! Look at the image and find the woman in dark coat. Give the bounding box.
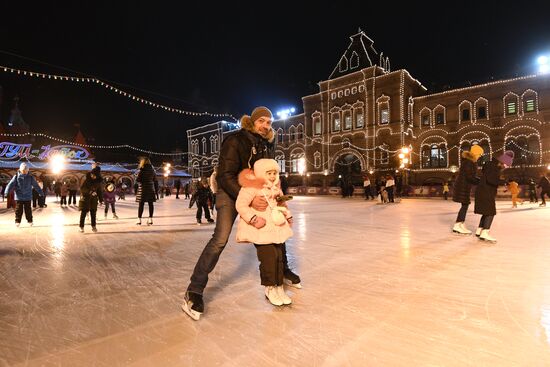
[79,166,103,233]
[474,150,514,243]
[452,145,483,234]
[135,157,158,225]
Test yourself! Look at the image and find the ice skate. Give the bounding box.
[28,222,33,227]
[207,218,214,223]
[147,217,153,226]
[452,222,470,234]
[276,285,292,305]
[136,218,142,225]
[283,269,302,289]
[475,227,482,237]
[92,226,98,233]
[265,286,283,306]
[181,292,204,321]
[15,222,20,228]
[479,229,497,243]
[113,213,119,219]
[79,227,84,233]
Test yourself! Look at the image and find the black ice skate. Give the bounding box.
[283,269,302,289]
[181,292,204,321]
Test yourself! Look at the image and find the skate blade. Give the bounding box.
[181,302,201,321]
[284,279,302,289]
[479,238,497,244]
[452,230,471,235]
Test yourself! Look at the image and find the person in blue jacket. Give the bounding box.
[5,162,44,227]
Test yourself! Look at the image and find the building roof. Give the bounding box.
[329,29,389,79]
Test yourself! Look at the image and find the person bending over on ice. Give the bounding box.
[235,159,294,306]
[474,150,514,243]
[451,144,483,234]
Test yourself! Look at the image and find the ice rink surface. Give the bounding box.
[1,195,550,366]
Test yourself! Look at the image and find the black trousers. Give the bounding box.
[541,190,550,205]
[456,203,469,222]
[254,243,284,286]
[387,186,395,202]
[60,196,67,205]
[138,201,154,218]
[479,215,494,230]
[80,209,97,228]
[15,201,33,223]
[104,202,116,215]
[68,190,77,205]
[196,202,211,220]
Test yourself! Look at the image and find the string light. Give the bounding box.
[0,64,238,122]
[0,132,191,157]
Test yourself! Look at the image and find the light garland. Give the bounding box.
[0,132,188,156]
[0,64,238,122]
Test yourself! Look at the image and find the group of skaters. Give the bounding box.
[362,175,401,203]
[451,144,550,243]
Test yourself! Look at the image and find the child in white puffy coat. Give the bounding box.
[235,158,294,306]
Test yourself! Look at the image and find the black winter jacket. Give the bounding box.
[135,163,158,203]
[538,176,550,191]
[474,159,503,216]
[452,152,480,204]
[217,129,275,201]
[79,172,103,211]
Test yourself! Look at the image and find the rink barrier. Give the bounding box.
[286,185,537,198]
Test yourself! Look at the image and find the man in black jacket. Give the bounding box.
[182,106,301,321]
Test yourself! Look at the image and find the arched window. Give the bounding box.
[202,138,207,155]
[380,144,389,165]
[422,143,447,168]
[313,116,321,135]
[332,112,341,132]
[289,126,296,142]
[297,125,304,141]
[277,129,284,144]
[505,135,540,165]
[314,151,321,168]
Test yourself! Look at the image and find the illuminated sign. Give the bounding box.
[0,142,90,161]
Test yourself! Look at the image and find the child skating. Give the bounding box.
[235,159,294,306]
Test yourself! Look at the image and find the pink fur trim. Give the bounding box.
[238,168,266,189]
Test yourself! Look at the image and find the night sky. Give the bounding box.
[1,1,550,160]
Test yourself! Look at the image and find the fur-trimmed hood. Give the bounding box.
[461,151,478,162]
[238,159,281,189]
[240,115,275,143]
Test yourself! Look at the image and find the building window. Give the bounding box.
[297,125,304,140]
[314,152,321,168]
[355,112,364,128]
[351,87,357,94]
[436,113,444,124]
[359,85,365,92]
[338,91,343,98]
[331,92,336,100]
[462,109,470,121]
[507,101,517,115]
[525,99,535,112]
[289,126,296,142]
[313,117,321,135]
[344,89,350,96]
[332,113,341,131]
[278,129,284,144]
[277,159,286,173]
[202,138,207,154]
[477,106,487,119]
[380,108,389,124]
[291,159,298,173]
[421,114,430,126]
[343,111,352,130]
[381,144,389,165]
[422,144,447,168]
